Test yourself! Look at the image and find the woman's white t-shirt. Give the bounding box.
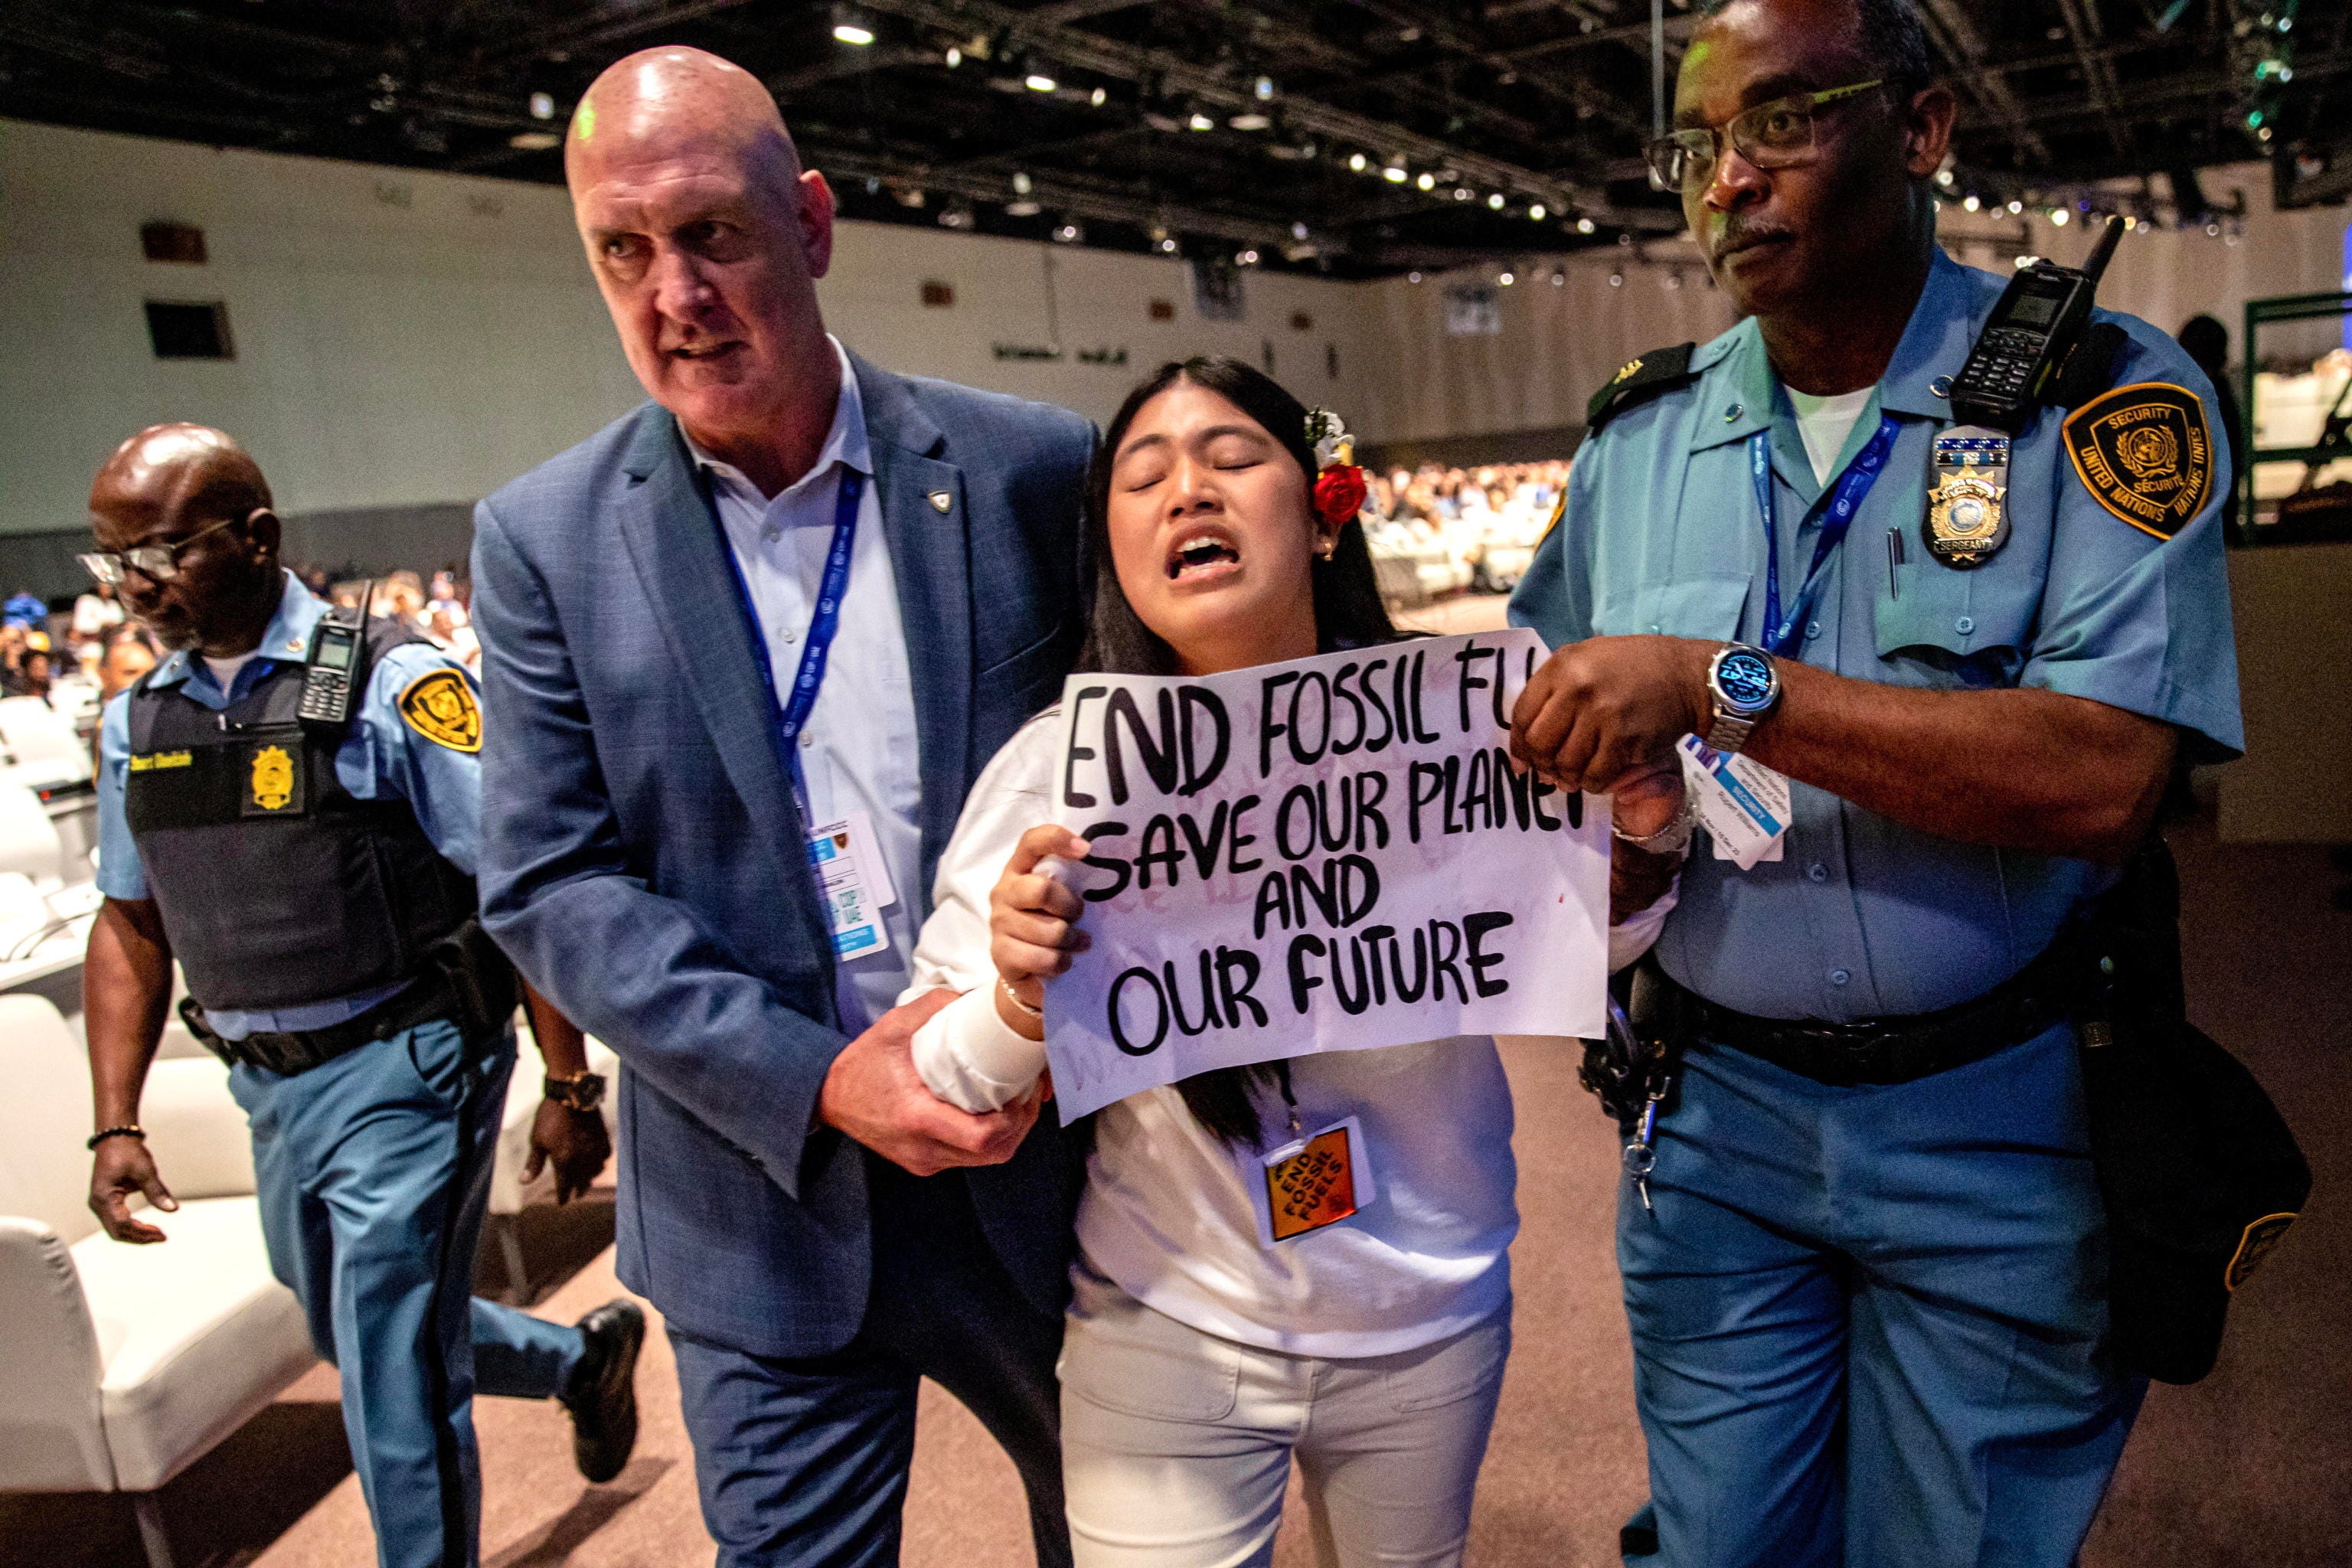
[901,711,1672,1359]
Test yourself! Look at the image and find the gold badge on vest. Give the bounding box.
[241,741,305,818]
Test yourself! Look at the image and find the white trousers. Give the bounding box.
[1057,1269,1511,1568]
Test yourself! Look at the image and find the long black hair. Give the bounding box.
[1076,355,1400,1144]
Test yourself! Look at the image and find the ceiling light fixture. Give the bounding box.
[1189,112,1216,131]
[1487,192,1505,210]
[834,22,875,45]
[528,91,556,119]
[1383,165,1409,183]
[1528,203,1547,220]
[1576,216,1596,234]
[1230,113,1270,131]
[1026,73,1057,92]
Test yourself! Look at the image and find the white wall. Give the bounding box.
[1352,163,2351,445]
[5,116,2345,542]
[0,118,1378,538]
[0,121,644,536]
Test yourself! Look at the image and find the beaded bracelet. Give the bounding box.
[87,1125,146,1151]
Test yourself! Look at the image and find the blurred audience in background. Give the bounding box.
[1361,459,1570,599]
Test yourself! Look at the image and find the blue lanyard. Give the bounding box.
[710,466,864,808]
[1748,413,1900,658]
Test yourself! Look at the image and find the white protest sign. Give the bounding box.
[1042,628,1609,1120]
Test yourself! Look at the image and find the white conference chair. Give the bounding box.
[0,995,315,1568]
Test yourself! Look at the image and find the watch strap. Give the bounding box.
[1702,711,1759,753]
[544,1072,603,1112]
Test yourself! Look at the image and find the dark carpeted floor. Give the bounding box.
[5,815,2344,1568]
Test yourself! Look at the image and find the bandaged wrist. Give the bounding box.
[911,985,1049,1114]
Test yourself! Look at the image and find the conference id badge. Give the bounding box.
[1245,1116,1377,1248]
[806,811,897,960]
[1677,734,1789,870]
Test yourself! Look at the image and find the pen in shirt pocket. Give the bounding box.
[1885,526,1905,600]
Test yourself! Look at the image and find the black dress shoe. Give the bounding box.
[562,1299,645,1484]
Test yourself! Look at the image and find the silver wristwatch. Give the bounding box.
[1703,643,1782,754]
[1611,792,1698,857]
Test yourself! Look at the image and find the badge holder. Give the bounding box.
[808,810,898,959]
[1240,1063,1380,1248]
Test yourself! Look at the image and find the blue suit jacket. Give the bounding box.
[472,356,1093,1357]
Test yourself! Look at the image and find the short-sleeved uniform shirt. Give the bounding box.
[95,570,484,1038]
[1511,249,2243,1022]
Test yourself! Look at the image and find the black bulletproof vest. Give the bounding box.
[122,619,475,1012]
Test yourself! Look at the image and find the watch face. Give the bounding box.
[1715,650,1776,713]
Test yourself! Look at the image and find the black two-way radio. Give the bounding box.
[296,580,372,726]
[1949,214,2127,433]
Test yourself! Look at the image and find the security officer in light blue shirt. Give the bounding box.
[1506,2,2241,1564]
[80,425,643,1568]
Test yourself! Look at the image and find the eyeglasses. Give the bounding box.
[78,515,239,586]
[1645,79,1886,194]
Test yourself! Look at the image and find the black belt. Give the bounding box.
[1663,943,2075,1088]
[181,969,463,1076]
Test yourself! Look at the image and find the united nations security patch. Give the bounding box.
[397,668,482,753]
[2063,382,2214,539]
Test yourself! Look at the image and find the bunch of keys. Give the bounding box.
[1622,1089,1665,1213]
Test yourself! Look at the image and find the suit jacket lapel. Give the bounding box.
[613,410,822,931]
[854,354,972,908]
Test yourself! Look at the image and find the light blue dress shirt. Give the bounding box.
[1513,249,2243,1022]
[95,570,485,1039]
[689,336,926,1035]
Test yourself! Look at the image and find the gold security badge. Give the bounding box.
[1925,430,2011,570]
[249,745,295,812]
[240,740,305,818]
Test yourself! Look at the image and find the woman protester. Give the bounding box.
[900,357,1680,1568]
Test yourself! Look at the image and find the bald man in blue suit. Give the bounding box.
[471,47,1091,1568]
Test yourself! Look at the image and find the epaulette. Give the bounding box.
[1586,343,1699,436]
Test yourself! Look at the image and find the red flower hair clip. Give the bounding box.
[1305,407,1365,528]
[1313,464,1368,526]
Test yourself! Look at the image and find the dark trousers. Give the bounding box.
[670,1156,1070,1568]
[232,1023,583,1568]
